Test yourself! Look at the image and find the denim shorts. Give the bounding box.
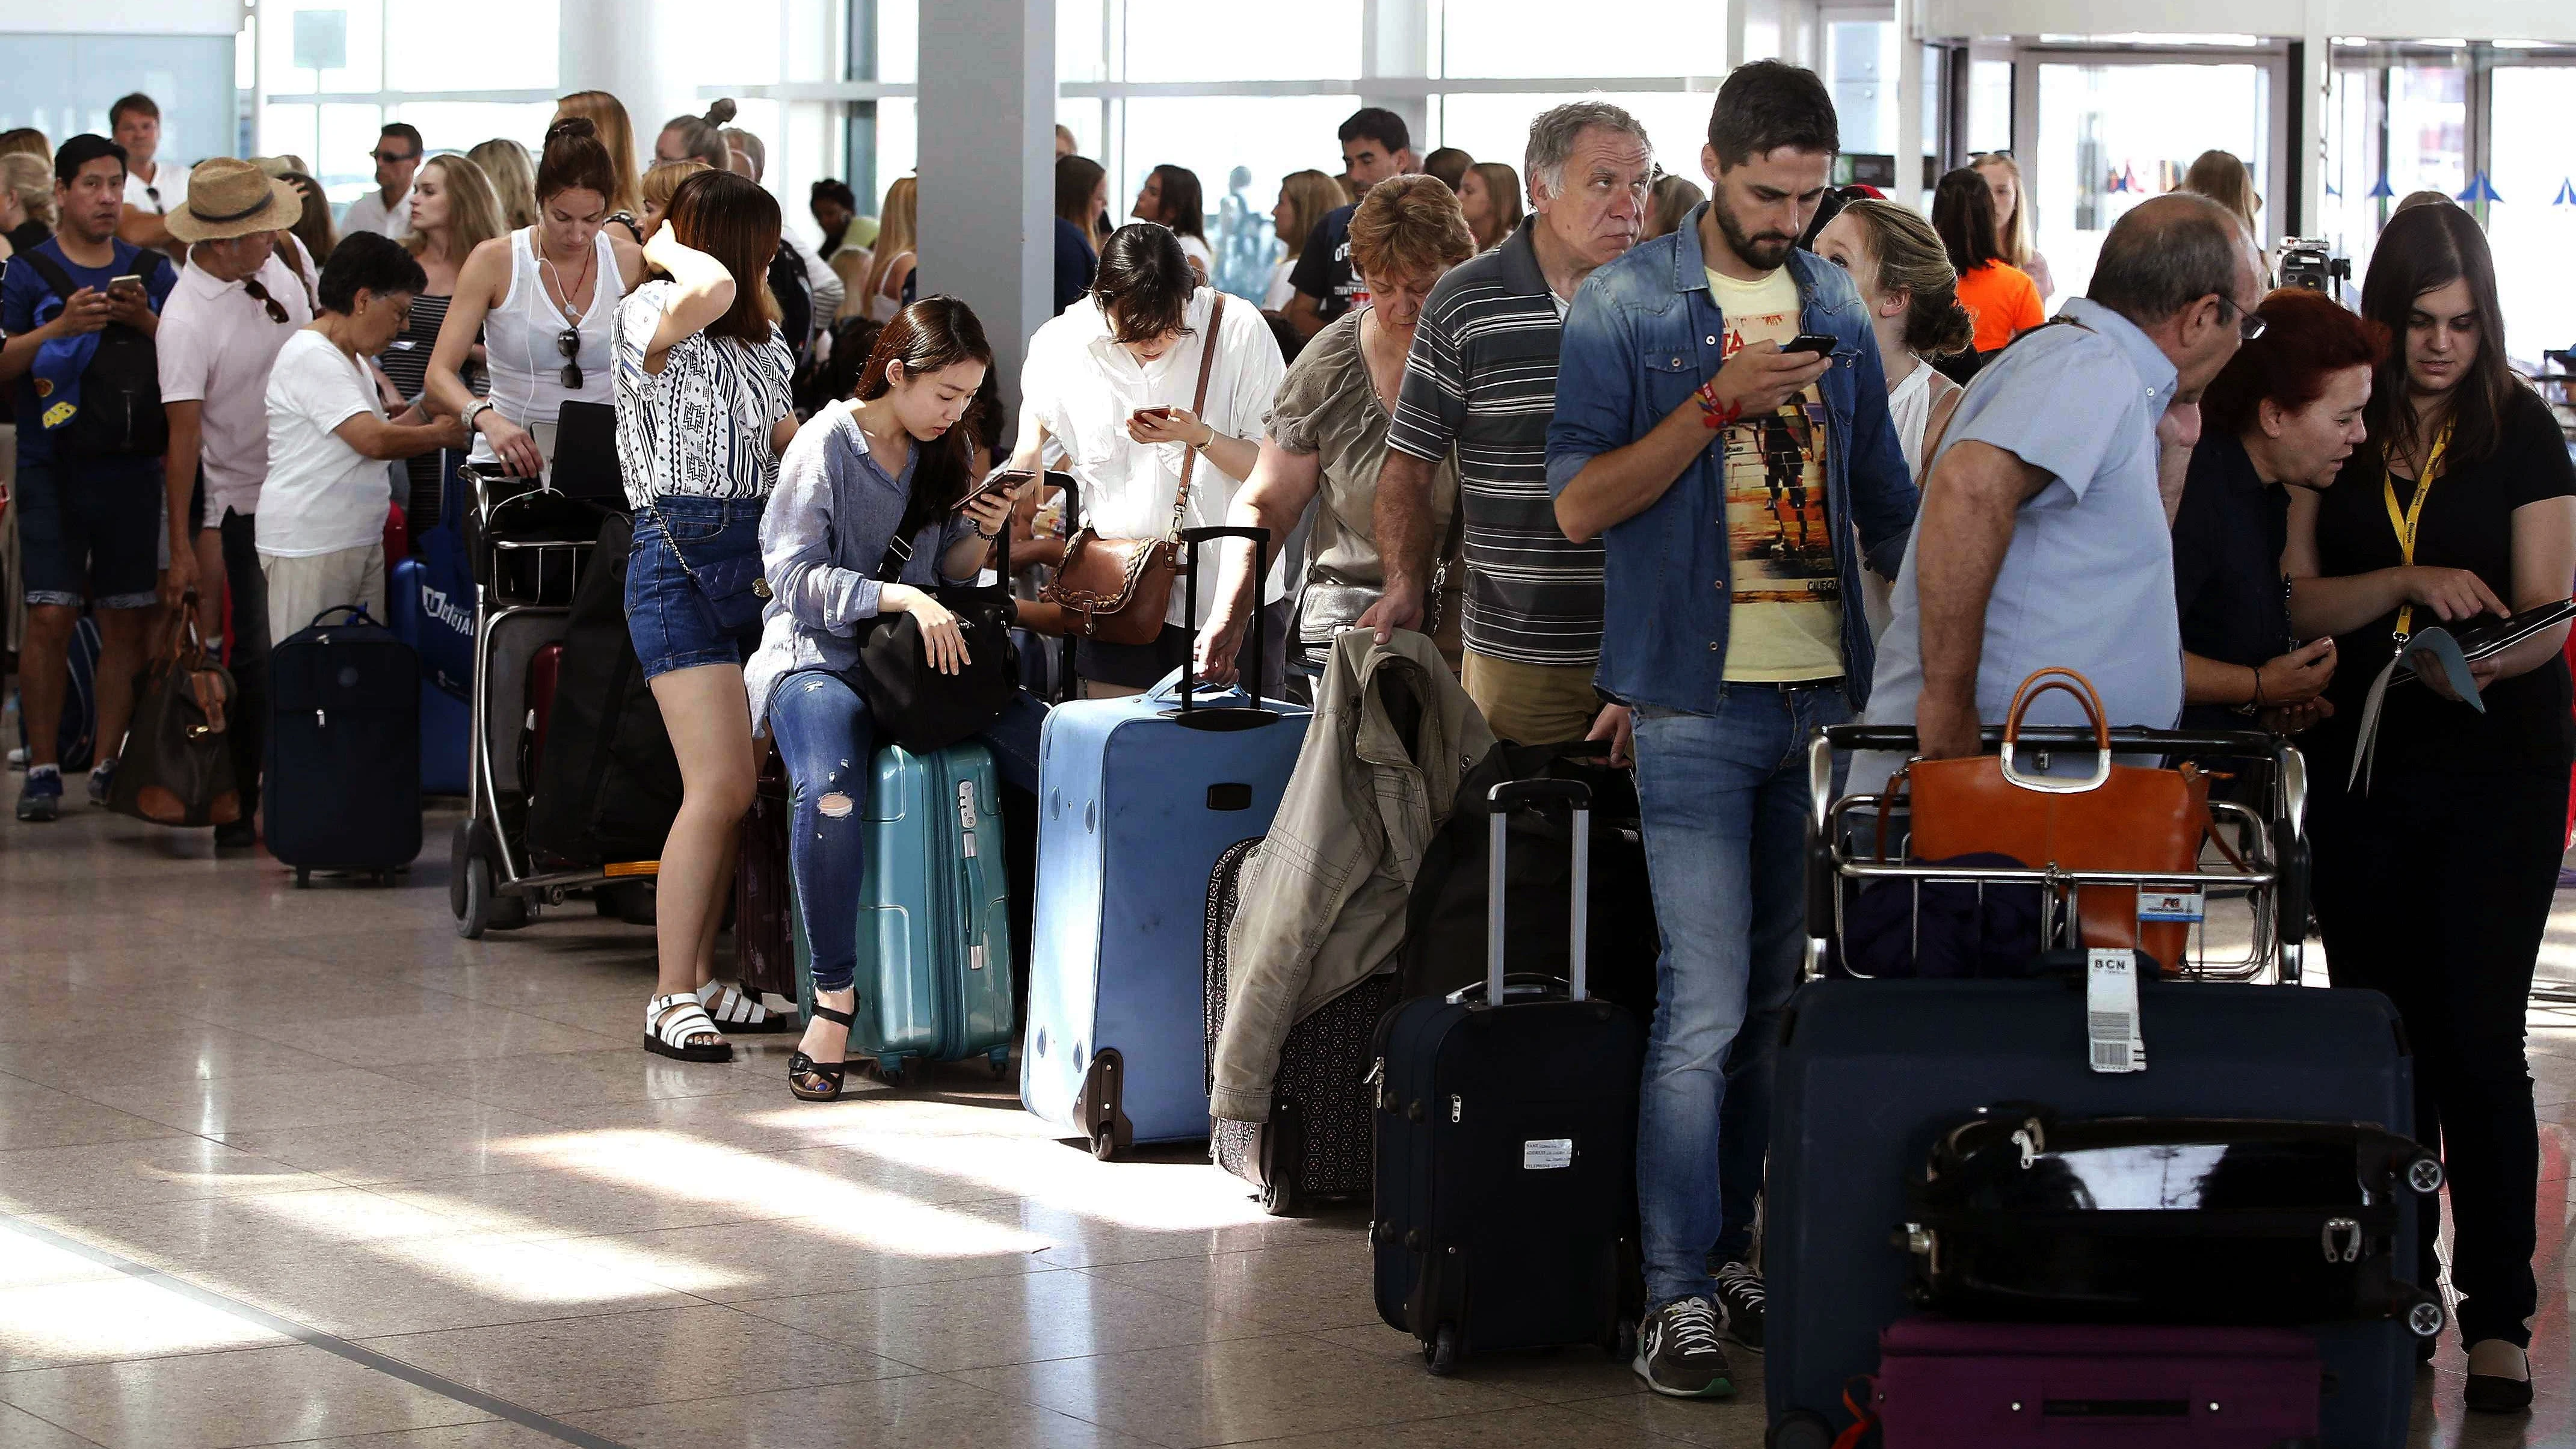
[17,460,164,611]
[625,496,766,680]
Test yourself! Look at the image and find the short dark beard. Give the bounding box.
[1710,188,1796,272]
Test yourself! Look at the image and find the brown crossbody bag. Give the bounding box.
[1037,292,1226,645]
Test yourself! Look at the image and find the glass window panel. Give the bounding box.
[386,0,558,91]
[1119,95,1364,303]
[391,102,553,155]
[1966,59,2012,155]
[2031,62,2266,301]
[1058,0,1106,84]
[697,1,782,87]
[1435,91,1713,188]
[1057,100,1107,162]
[875,0,917,84]
[2486,66,2576,371]
[788,0,839,83]
[780,101,840,248]
[1439,0,1717,79]
[727,97,784,180]
[1125,0,1359,82]
[871,97,916,212]
[2317,64,2383,300]
[1828,20,1897,158]
[262,1,384,95]
[2382,57,2465,199]
[259,102,390,203]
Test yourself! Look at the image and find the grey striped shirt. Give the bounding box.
[1387,220,1602,667]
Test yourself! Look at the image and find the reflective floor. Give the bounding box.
[0,797,2569,1448]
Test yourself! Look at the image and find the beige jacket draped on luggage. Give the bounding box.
[1210,629,1496,1122]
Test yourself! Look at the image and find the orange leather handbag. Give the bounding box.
[1888,668,2211,972]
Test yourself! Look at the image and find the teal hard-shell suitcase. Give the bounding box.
[794,741,1016,1086]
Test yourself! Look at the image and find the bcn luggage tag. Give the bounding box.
[2086,948,2146,1073]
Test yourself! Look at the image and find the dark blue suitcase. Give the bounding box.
[387,555,470,795]
[1764,976,2422,1449]
[265,605,422,884]
[1022,527,1307,1157]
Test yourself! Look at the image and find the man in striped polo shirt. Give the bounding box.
[1364,101,1654,749]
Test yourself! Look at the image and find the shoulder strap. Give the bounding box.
[1165,291,1227,538]
[874,529,914,584]
[15,248,78,306]
[125,248,163,282]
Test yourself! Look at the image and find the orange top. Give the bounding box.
[1955,261,2046,352]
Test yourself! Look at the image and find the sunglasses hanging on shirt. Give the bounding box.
[556,327,583,390]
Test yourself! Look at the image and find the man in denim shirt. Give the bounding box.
[1548,62,1916,1399]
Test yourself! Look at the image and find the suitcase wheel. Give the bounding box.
[1421,1323,1459,1377]
[1089,1123,1118,1161]
[987,1050,1011,1081]
[1766,1412,1834,1449]
[1604,1316,1637,1363]
[1257,1177,1297,1217]
[877,1059,908,1091]
[295,867,310,888]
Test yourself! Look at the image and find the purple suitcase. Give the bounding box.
[1873,1318,2323,1448]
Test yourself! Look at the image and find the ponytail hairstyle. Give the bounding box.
[660,99,735,172]
[1838,197,1976,358]
[659,168,782,345]
[535,115,618,208]
[857,296,997,540]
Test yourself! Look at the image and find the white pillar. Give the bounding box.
[1361,0,1430,154]
[1895,0,1926,211]
[919,0,1055,431]
[2297,27,2329,242]
[558,0,693,150]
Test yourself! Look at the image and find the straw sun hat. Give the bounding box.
[165,157,303,243]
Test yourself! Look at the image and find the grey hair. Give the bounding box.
[2087,191,2252,325]
[1525,100,1651,202]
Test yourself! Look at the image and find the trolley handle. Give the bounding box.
[1820,723,2279,755]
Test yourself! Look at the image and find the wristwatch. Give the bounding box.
[461,399,496,432]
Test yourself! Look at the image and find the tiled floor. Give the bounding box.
[0,796,2571,1449]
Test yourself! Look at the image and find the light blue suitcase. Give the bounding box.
[1021,526,1309,1157]
[793,741,1015,1088]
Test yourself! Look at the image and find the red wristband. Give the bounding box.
[1696,379,1742,429]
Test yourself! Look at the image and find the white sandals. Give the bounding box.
[697,979,793,1034]
[644,994,732,1062]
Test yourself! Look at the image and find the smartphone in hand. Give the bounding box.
[1781,333,1838,357]
[106,275,147,305]
[957,468,1032,514]
[1130,405,1176,424]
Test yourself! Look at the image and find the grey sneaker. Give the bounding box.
[1634,1296,1735,1398]
[16,769,62,822]
[87,756,116,807]
[1713,1260,1766,1350]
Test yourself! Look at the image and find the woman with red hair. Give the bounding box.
[2169,287,2386,732]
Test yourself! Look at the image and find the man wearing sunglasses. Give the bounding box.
[1860,191,2269,773]
[156,156,315,846]
[341,123,423,241]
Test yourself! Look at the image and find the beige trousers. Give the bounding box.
[1461,649,1601,746]
[260,544,387,647]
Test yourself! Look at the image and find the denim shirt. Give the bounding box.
[742,399,980,731]
[1545,203,1917,714]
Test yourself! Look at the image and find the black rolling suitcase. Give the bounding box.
[1203,837,1402,1216]
[1764,977,2429,1449]
[265,605,421,884]
[1369,778,1645,1376]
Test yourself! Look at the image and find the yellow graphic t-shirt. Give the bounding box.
[1706,265,1843,683]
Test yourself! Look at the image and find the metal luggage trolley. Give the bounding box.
[1803,724,2312,983]
[447,461,653,938]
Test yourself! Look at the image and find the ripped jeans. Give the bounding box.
[766,667,1046,993]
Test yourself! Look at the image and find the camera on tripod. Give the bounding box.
[2279,238,2352,294]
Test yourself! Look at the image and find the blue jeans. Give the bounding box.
[1632,683,1852,1309]
[767,667,1045,992]
[625,497,765,680]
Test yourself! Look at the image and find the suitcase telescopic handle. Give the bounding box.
[1485,778,1594,1004]
[1177,525,1275,724]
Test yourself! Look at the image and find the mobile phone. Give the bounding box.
[1781,333,1838,357]
[1132,405,1176,423]
[107,275,146,303]
[957,469,1031,514]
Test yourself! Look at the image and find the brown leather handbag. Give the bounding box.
[106,606,241,828]
[1039,292,1226,645]
[1887,668,2212,971]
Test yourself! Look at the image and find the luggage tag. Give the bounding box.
[2085,948,2146,1073]
[2136,885,2204,923]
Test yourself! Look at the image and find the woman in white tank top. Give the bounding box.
[427,117,645,479]
[1811,198,1973,638]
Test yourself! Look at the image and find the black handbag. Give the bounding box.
[855,515,1020,753]
[1904,1103,2448,1334]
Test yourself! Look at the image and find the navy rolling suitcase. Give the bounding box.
[1022,526,1308,1157]
[1370,778,1645,1376]
[265,606,422,884]
[1765,977,2424,1448]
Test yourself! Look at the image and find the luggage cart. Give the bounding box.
[447,463,656,938]
[1803,724,2311,983]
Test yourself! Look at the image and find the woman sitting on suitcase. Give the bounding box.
[612,168,800,1062]
[745,298,1038,1100]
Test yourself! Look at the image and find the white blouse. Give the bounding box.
[612,278,796,509]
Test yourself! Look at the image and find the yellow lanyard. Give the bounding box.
[2382,423,2453,642]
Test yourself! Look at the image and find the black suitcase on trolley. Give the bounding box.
[1764,976,2428,1449]
[1203,837,1403,1216]
[1370,778,1645,1376]
[265,605,422,884]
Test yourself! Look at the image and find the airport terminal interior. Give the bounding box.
[2,0,2575,1446]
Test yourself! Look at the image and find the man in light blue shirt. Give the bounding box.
[1864,192,2266,766]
